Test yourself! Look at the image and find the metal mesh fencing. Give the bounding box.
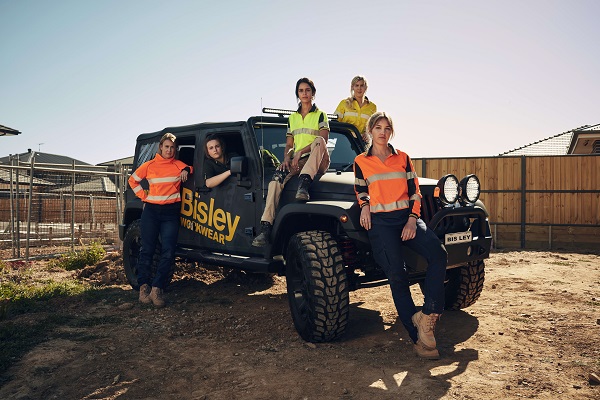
[0,159,129,260]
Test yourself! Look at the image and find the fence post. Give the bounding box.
[115,162,123,231]
[14,157,21,258]
[116,163,127,240]
[89,194,95,231]
[25,155,35,260]
[8,156,16,258]
[60,192,64,223]
[520,156,526,249]
[71,160,75,251]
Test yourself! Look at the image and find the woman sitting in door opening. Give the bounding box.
[203,134,236,188]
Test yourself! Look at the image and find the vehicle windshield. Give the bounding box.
[253,123,362,171]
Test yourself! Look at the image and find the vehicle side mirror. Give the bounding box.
[230,156,251,188]
[230,156,247,175]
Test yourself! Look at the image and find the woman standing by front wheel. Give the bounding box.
[353,112,447,359]
[128,133,192,308]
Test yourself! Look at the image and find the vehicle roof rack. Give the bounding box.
[262,107,338,120]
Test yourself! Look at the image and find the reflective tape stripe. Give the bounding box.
[410,194,421,202]
[356,192,369,200]
[370,200,411,212]
[407,171,418,180]
[131,172,142,182]
[132,185,142,194]
[344,111,359,117]
[291,127,320,136]
[147,176,180,184]
[355,177,367,186]
[146,193,181,202]
[360,113,371,120]
[366,171,407,185]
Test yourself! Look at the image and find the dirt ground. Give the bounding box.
[0,249,599,400]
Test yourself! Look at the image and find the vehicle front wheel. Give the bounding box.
[444,260,485,310]
[285,231,349,343]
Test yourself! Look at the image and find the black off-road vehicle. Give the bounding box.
[119,110,493,343]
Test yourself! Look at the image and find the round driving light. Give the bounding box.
[459,174,480,204]
[437,174,459,204]
[467,246,472,256]
[340,214,349,223]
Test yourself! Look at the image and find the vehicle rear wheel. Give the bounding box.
[444,260,485,310]
[122,219,170,290]
[285,231,349,342]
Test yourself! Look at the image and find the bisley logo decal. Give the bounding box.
[179,187,240,244]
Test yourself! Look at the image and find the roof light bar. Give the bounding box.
[262,107,338,120]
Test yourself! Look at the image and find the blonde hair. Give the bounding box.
[160,132,177,146]
[366,111,395,139]
[345,75,368,107]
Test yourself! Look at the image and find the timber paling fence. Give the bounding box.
[414,154,600,251]
[0,158,129,260]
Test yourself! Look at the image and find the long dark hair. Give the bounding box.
[295,77,316,101]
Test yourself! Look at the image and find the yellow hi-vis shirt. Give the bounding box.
[334,97,377,134]
[286,104,330,152]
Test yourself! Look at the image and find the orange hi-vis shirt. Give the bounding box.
[128,153,192,205]
[353,144,422,216]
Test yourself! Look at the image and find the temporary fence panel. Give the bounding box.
[0,159,128,259]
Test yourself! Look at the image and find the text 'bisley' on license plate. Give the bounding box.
[444,231,472,245]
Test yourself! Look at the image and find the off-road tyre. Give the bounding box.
[285,230,349,343]
[122,219,171,290]
[444,260,485,310]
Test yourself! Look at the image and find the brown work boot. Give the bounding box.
[252,221,272,247]
[414,340,440,360]
[412,311,440,349]
[148,286,165,308]
[138,284,151,304]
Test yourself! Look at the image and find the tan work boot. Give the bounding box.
[412,311,440,349]
[148,287,165,308]
[138,284,151,304]
[414,340,440,360]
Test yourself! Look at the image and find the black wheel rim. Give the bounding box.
[289,256,310,324]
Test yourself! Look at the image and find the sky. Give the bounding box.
[1,0,599,165]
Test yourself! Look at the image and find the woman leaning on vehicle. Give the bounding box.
[128,133,192,307]
[353,111,447,359]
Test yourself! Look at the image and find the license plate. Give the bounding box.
[444,231,472,245]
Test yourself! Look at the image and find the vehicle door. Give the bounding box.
[178,126,261,255]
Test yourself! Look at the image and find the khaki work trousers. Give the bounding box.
[260,136,330,224]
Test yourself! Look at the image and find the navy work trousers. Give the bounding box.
[367,210,447,343]
[137,202,180,289]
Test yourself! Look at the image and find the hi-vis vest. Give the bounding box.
[286,104,329,152]
[334,98,377,134]
[353,144,422,215]
[129,153,193,205]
